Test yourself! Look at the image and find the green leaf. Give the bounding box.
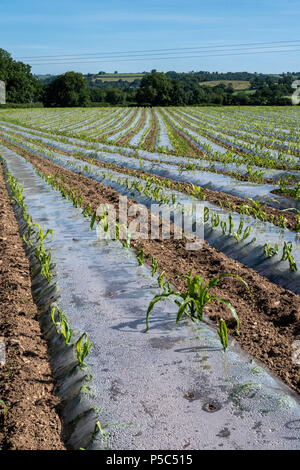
[218,318,228,350]
[175,297,191,324]
[211,297,240,333]
[90,212,96,231]
[0,399,7,417]
[145,292,176,332]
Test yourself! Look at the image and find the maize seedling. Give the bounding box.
[157,271,165,288]
[50,306,72,344]
[93,420,108,438]
[281,242,298,271]
[76,333,93,366]
[218,318,228,351]
[146,271,252,348]
[136,248,146,266]
[0,399,7,417]
[151,257,158,277]
[263,243,279,258]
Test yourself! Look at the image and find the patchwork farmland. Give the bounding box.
[0,105,300,450]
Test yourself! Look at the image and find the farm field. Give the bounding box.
[199,80,251,90]
[89,73,145,83]
[0,106,300,450]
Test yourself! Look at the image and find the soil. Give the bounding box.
[0,163,65,450]
[1,141,299,396]
[144,109,158,151]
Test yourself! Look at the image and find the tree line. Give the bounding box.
[0,48,298,107]
[42,70,299,107]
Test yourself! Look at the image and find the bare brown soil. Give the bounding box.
[2,141,300,395]
[144,109,159,151]
[0,163,65,450]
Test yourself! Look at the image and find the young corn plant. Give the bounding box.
[120,225,131,248]
[90,211,97,231]
[137,248,145,266]
[283,208,300,232]
[204,207,210,222]
[34,224,53,243]
[34,244,52,282]
[76,333,93,366]
[151,257,158,277]
[281,242,298,271]
[217,318,228,351]
[146,271,251,348]
[157,271,165,288]
[263,243,279,258]
[83,204,92,218]
[220,220,227,235]
[93,420,108,438]
[228,214,234,234]
[0,399,7,418]
[50,306,72,345]
[276,215,286,229]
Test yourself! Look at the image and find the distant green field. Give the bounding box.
[199,80,251,90]
[92,73,145,83]
[232,89,256,96]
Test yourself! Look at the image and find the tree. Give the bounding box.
[89,87,104,102]
[170,79,185,105]
[136,72,173,106]
[44,72,90,107]
[0,48,42,103]
[105,87,126,105]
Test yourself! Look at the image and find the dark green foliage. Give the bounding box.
[0,48,42,103]
[44,71,90,107]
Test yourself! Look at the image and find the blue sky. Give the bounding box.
[0,0,299,74]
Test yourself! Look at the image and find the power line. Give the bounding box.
[28,47,300,66]
[28,44,300,64]
[16,39,300,60]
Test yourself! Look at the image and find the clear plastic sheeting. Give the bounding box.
[155,111,174,151]
[1,141,300,294]
[2,147,300,450]
[1,124,300,212]
[129,109,151,147]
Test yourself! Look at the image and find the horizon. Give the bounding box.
[1,0,299,75]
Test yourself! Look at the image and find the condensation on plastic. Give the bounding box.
[155,111,174,150]
[2,121,299,184]
[1,140,300,295]
[166,109,300,165]
[2,146,300,450]
[129,109,151,147]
